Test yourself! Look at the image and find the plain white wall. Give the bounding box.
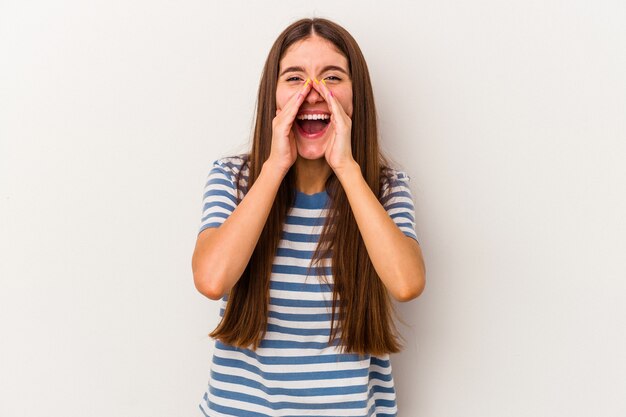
[1,0,624,416]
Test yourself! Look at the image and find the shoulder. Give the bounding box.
[211,154,250,177]
[380,165,411,193]
[209,154,250,198]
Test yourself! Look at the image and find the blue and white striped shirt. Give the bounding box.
[197,154,418,417]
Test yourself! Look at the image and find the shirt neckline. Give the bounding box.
[296,189,327,197]
[294,189,328,209]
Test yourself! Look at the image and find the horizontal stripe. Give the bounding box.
[272,264,332,276]
[389,211,415,223]
[212,356,368,381]
[269,296,333,309]
[202,188,237,205]
[268,310,333,322]
[268,289,332,303]
[266,323,331,337]
[209,386,367,410]
[258,339,340,350]
[215,341,367,365]
[368,371,393,383]
[266,317,334,331]
[214,345,389,376]
[265,303,333,317]
[274,247,333,263]
[269,270,333,286]
[281,230,321,243]
[211,371,369,397]
[270,281,333,293]
[288,207,330,218]
[201,199,236,213]
[262,333,338,347]
[198,223,220,234]
[370,356,391,368]
[285,214,327,226]
[369,384,396,395]
[202,394,270,417]
[200,210,229,223]
[275,247,315,259]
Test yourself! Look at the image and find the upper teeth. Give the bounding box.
[297,114,330,120]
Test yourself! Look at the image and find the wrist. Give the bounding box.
[334,160,361,183]
[262,158,290,180]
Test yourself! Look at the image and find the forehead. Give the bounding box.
[279,36,348,71]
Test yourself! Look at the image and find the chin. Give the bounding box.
[295,139,328,160]
[294,127,331,160]
[296,147,326,161]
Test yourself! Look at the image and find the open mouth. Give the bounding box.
[295,114,331,138]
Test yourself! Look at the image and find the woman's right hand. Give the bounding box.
[266,79,312,174]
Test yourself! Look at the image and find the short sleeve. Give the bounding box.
[197,159,239,235]
[381,170,419,244]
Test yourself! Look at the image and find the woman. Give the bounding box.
[192,17,426,417]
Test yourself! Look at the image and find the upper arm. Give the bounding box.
[193,157,242,295]
[197,158,240,235]
[381,169,420,244]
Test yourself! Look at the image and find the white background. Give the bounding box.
[1,1,625,416]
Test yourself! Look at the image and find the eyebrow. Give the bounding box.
[279,65,350,77]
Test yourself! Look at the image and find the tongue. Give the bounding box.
[300,120,327,134]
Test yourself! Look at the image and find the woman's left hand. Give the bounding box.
[312,79,356,174]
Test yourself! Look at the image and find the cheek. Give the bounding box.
[340,93,353,118]
[275,90,289,110]
[275,95,283,110]
[275,85,299,111]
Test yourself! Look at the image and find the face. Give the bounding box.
[276,35,353,160]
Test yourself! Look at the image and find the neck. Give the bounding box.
[294,156,332,194]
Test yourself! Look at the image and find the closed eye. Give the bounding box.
[286,76,341,82]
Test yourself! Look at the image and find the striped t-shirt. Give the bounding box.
[197,154,419,417]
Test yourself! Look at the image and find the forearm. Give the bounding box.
[192,161,286,299]
[335,162,425,301]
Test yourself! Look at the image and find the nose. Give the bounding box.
[304,85,324,104]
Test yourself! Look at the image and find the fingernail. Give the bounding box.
[304,78,310,87]
[314,78,319,84]
[329,90,334,97]
[321,79,327,86]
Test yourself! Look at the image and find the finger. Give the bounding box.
[277,78,312,120]
[315,78,348,124]
[310,78,331,105]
